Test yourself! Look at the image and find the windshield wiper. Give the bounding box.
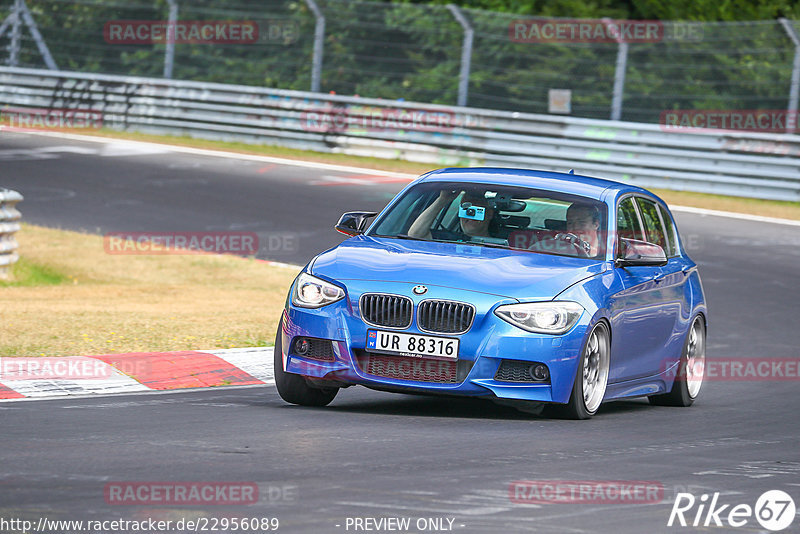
[377,234,510,249]
[436,239,510,249]
[374,233,428,242]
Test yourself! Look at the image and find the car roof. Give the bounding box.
[418,167,656,202]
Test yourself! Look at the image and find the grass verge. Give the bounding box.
[81,129,800,221]
[0,224,298,357]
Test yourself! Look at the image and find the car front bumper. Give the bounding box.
[280,280,591,404]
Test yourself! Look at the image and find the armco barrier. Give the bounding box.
[1,66,799,201]
[0,188,22,278]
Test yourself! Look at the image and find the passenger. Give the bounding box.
[407,190,495,241]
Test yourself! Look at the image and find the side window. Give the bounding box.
[657,204,679,257]
[635,197,667,251]
[616,197,644,247]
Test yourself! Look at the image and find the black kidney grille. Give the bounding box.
[417,300,475,334]
[360,294,413,328]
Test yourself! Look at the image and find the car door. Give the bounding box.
[608,196,683,383]
[650,201,695,370]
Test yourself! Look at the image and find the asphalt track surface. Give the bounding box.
[2,132,800,534]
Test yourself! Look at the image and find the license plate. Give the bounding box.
[366,330,458,360]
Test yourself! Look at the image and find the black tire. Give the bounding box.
[649,315,705,407]
[550,321,611,420]
[274,324,338,407]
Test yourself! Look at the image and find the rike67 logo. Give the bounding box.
[668,490,796,531]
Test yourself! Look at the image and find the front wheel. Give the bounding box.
[554,321,610,420]
[649,315,705,407]
[274,322,338,407]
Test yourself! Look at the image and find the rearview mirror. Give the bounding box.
[335,211,378,236]
[616,238,667,267]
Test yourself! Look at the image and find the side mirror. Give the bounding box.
[616,238,667,267]
[335,211,378,237]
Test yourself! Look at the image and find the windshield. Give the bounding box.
[369,181,608,259]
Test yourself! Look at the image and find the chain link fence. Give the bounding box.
[1,0,799,125]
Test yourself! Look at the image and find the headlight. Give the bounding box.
[291,273,345,308]
[495,301,584,334]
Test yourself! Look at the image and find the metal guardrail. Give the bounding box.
[1,66,799,201]
[0,188,22,278]
[3,0,800,125]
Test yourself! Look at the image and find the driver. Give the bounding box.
[563,203,601,256]
[407,190,494,241]
[526,202,601,257]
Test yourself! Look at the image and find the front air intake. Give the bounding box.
[495,360,550,383]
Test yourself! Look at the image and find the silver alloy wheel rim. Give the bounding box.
[582,325,609,413]
[685,318,705,399]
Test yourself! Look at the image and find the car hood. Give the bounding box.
[311,236,608,300]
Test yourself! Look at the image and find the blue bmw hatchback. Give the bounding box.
[275,168,707,419]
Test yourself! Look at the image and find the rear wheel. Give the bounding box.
[649,315,705,407]
[554,321,610,420]
[274,323,338,407]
